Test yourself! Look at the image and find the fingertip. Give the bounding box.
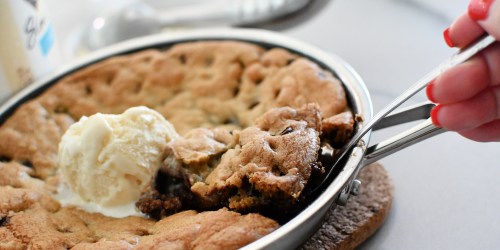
[443,28,454,48]
[477,0,500,41]
[430,105,442,127]
[426,80,438,103]
[468,0,494,21]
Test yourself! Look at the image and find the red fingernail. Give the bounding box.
[468,0,494,20]
[443,28,454,47]
[426,80,437,103]
[430,105,442,127]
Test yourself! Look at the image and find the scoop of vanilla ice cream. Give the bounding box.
[58,106,178,208]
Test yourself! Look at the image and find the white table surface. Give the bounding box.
[45,0,500,249]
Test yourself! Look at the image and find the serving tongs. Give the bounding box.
[312,35,497,201]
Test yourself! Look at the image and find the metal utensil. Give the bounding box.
[83,0,311,51]
[314,34,497,200]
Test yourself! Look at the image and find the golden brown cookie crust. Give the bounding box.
[0,40,349,249]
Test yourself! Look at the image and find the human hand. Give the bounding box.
[426,0,500,142]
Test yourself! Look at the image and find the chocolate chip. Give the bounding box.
[310,162,324,174]
[179,54,186,64]
[0,155,11,162]
[0,217,9,227]
[274,89,281,98]
[249,101,260,109]
[19,159,34,168]
[255,77,263,85]
[233,85,240,97]
[85,85,92,95]
[105,74,113,86]
[280,127,293,135]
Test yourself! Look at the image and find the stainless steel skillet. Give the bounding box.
[0,28,494,249]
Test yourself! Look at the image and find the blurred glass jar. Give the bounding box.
[0,0,62,103]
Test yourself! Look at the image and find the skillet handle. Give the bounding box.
[361,103,445,166]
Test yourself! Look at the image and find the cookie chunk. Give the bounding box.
[137,104,325,219]
[321,111,355,147]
